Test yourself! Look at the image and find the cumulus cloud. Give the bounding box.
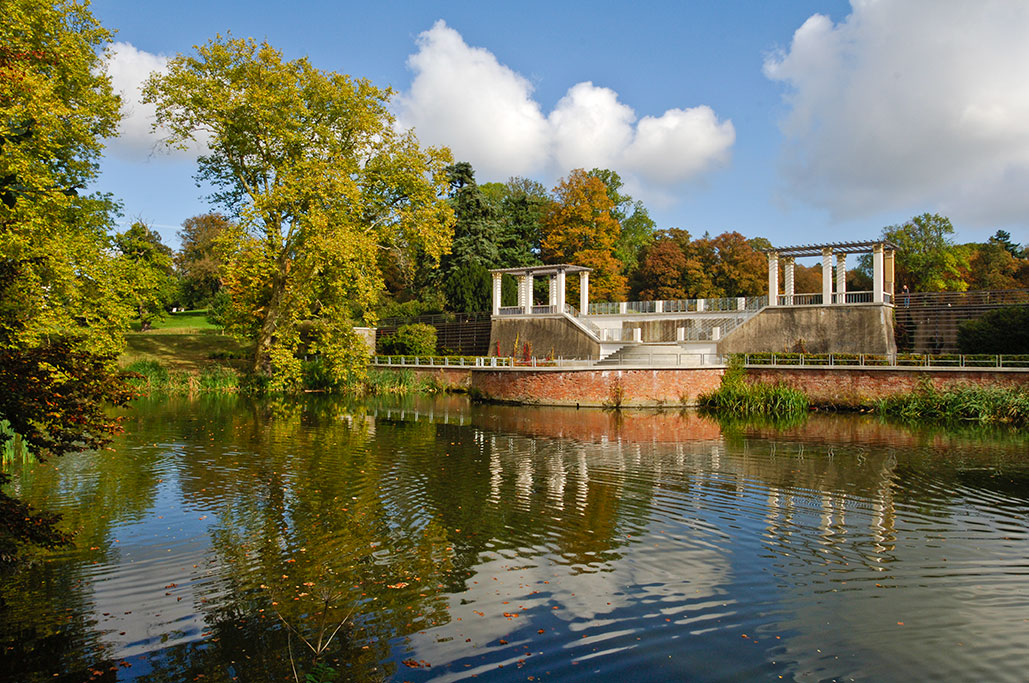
[765,1,1029,227]
[104,42,205,159]
[398,20,734,188]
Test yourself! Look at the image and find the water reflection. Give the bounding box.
[1,395,1027,682]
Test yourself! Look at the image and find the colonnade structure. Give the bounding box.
[487,241,900,360]
[764,240,898,306]
[489,264,592,317]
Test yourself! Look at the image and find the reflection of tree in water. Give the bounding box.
[1,407,167,682]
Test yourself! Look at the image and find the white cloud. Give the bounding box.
[103,42,205,159]
[397,21,550,177]
[398,21,734,188]
[765,0,1029,227]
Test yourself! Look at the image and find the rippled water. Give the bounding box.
[2,395,1028,681]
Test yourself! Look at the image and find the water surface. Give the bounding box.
[2,396,1027,681]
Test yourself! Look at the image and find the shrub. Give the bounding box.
[379,323,437,355]
[958,306,1029,354]
[698,358,809,418]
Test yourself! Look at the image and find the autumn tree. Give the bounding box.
[633,230,767,300]
[144,36,455,389]
[114,221,177,330]
[0,1,134,560]
[587,168,656,275]
[541,169,625,301]
[176,212,233,308]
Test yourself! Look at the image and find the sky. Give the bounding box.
[90,0,1029,251]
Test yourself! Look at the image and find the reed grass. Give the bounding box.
[699,360,810,418]
[125,360,239,395]
[875,381,1029,427]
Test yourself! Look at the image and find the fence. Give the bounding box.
[893,289,1029,354]
[741,353,1029,368]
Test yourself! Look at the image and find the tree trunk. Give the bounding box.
[254,271,287,377]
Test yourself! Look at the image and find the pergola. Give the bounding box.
[763,240,898,306]
[489,264,592,315]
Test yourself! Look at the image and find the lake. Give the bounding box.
[2,395,1027,681]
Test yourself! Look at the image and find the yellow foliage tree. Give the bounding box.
[144,37,454,390]
[541,169,626,301]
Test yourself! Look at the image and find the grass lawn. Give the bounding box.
[122,333,251,372]
[129,309,220,334]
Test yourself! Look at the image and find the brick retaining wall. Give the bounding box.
[745,366,1029,406]
[372,364,1028,408]
[472,368,725,407]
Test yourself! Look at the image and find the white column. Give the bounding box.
[836,253,847,303]
[697,299,705,312]
[579,271,589,313]
[884,250,895,301]
[821,248,833,306]
[492,273,502,315]
[548,275,557,307]
[556,269,566,312]
[524,274,534,314]
[873,243,884,303]
[784,257,795,306]
[655,300,664,313]
[767,252,779,306]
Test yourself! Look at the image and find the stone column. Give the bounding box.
[821,248,833,306]
[784,257,795,306]
[548,275,557,308]
[579,271,589,313]
[555,269,566,312]
[873,243,884,303]
[492,272,502,315]
[767,252,779,306]
[836,253,847,303]
[524,274,534,314]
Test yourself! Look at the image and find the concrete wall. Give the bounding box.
[718,305,896,355]
[488,316,600,359]
[353,327,376,354]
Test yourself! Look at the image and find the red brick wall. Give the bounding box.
[745,367,1029,405]
[471,368,725,407]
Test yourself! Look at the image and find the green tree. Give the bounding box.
[0,1,134,560]
[875,213,968,292]
[438,162,499,312]
[989,229,1025,260]
[587,168,656,276]
[144,36,455,390]
[114,221,177,330]
[541,169,626,301]
[177,212,232,308]
[0,0,126,354]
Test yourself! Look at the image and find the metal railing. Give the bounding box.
[596,352,724,367]
[741,353,1029,368]
[372,355,515,367]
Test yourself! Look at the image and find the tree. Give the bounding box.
[177,212,232,309]
[144,36,455,390]
[0,0,126,354]
[438,162,499,313]
[1,1,133,560]
[587,168,656,275]
[541,169,626,301]
[967,241,1020,290]
[989,230,1025,260]
[873,213,968,292]
[114,221,177,330]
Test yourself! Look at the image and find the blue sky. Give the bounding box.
[91,1,1029,250]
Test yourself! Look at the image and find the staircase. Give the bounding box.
[594,342,719,367]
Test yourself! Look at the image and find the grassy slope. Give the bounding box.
[122,311,250,372]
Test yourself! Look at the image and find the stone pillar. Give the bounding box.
[767,252,779,306]
[884,249,895,301]
[836,253,847,303]
[579,271,589,313]
[737,296,745,310]
[697,299,705,312]
[492,272,502,315]
[873,243,884,303]
[821,248,833,306]
[548,275,557,307]
[655,300,664,313]
[619,301,627,314]
[524,274,534,314]
[556,269,566,312]
[784,257,795,306]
